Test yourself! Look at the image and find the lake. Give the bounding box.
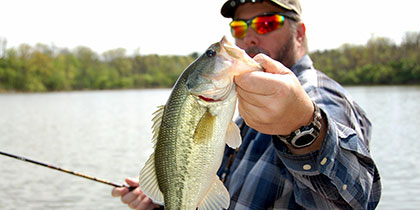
[0,86,419,210]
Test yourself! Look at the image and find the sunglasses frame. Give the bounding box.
[230,12,298,39]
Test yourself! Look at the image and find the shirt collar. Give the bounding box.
[290,54,313,75]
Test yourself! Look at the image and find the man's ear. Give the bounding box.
[296,22,306,44]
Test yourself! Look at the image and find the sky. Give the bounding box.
[1,0,419,56]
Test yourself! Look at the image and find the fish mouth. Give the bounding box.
[191,81,234,103]
[198,95,220,102]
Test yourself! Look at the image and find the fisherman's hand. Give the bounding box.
[234,53,314,136]
[112,177,161,210]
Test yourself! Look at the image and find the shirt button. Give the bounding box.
[342,184,348,191]
[320,157,327,165]
[303,164,312,170]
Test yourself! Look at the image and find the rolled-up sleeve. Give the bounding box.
[272,73,381,209]
[274,112,379,209]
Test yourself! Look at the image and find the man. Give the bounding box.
[112,0,382,209]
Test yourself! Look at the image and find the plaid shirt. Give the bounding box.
[217,55,382,210]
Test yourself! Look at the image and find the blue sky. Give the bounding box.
[1,0,419,55]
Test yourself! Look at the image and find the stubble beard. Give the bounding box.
[272,34,296,68]
[245,34,297,69]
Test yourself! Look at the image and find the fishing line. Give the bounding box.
[0,150,135,191]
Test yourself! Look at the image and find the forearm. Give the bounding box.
[273,112,380,209]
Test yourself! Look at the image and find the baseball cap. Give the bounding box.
[221,0,302,19]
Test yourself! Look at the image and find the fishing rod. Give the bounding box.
[0,150,135,191]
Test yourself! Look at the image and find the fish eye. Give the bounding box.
[205,49,216,58]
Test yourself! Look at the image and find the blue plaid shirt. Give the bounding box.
[217,55,382,210]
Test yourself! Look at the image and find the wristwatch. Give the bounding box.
[276,102,322,149]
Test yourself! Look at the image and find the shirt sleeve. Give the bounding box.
[272,75,381,209]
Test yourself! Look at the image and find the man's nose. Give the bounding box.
[242,27,259,46]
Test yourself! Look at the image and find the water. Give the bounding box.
[0,86,419,209]
[0,89,169,210]
[346,86,420,210]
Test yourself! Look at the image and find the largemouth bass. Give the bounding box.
[138,36,261,210]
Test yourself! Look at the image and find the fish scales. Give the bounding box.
[138,36,262,210]
[156,67,213,209]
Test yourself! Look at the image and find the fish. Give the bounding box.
[138,36,262,210]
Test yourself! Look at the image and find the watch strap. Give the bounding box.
[277,101,322,148]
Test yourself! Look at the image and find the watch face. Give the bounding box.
[294,134,315,147]
[279,102,322,148]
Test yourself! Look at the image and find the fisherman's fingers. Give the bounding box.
[112,186,129,197]
[129,193,147,209]
[128,195,142,209]
[121,187,142,204]
[135,196,160,210]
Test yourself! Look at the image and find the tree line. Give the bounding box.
[0,31,419,92]
[310,31,420,85]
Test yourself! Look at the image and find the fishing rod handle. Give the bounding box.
[122,184,137,192]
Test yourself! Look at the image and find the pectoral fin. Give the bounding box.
[225,121,242,148]
[197,176,230,210]
[193,110,216,144]
[138,152,164,205]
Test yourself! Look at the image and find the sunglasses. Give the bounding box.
[230,12,297,39]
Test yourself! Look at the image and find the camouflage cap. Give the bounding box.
[221,0,302,18]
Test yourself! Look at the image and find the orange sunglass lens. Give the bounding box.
[230,21,248,39]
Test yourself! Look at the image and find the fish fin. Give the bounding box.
[225,121,242,148]
[193,110,216,144]
[197,176,230,210]
[138,152,164,205]
[151,105,165,147]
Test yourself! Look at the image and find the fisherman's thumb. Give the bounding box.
[125,177,140,187]
[253,53,291,75]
